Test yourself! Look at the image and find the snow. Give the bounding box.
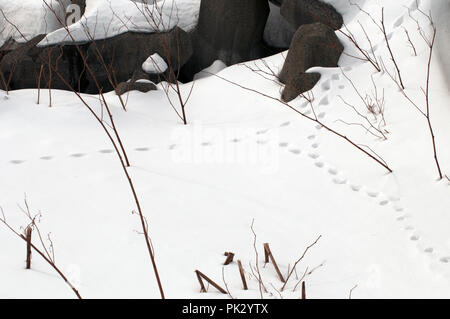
[193,60,227,81]
[0,0,200,47]
[0,0,68,47]
[39,0,201,46]
[0,0,449,299]
[142,53,168,74]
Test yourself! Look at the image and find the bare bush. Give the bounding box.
[0,199,82,299]
[209,68,392,174]
[196,220,322,299]
[131,0,194,125]
[382,3,443,179]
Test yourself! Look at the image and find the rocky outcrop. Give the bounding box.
[0,28,192,94]
[0,35,83,91]
[281,0,344,30]
[1,0,345,95]
[182,0,270,79]
[279,22,343,101]
[116,81,157,95]
[84,27,193,93]
[282,72,321,102]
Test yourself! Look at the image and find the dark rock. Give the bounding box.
[1,28,192,94]
[281,0,343,30]
[282,72,321,102]
[182,0,270,79]
[0,34,90,92]
[279,23,343,102]
[0,35,46,72]
[116,81,157,95]
[85,27,193,93]
[279,22,343,84]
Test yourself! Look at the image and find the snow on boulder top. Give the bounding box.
[142,53,168,74]
[0,0,67,46]
[38,0,201,46]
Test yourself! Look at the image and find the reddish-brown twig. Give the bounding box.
[195,270,227,294]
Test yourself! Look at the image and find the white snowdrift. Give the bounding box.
[0,0,449,299]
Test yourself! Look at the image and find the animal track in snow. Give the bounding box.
[394,206,404,212]
[135,147,151,152]
[280,121,290,127]
[10,160,25,164]
[307,134,316,140]
[321,80,331,91]
[99,149,114,154]
[308,152,320,160]
[289,148,301,155]
[396,214,410,221]
[319,96,329,106]
[300,101,309,109]
[379,199,389,206]
[40,156,53,160]
[393,16,404,28]
[366,190,379,198]
[256,129,269,135]
[333,177,347,185]
[315,161,324,168]
[71,153,86,158]
[311,143,320,149]
[328,168,338,175]
[350,184,362,192]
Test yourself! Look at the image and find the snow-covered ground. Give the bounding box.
[0,0,449,299]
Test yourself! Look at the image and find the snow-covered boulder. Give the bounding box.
[1,27,192,94]
[142,53,168,74]
[0,0,68,47]
[84,27,193,93]
[39,0,200,46]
